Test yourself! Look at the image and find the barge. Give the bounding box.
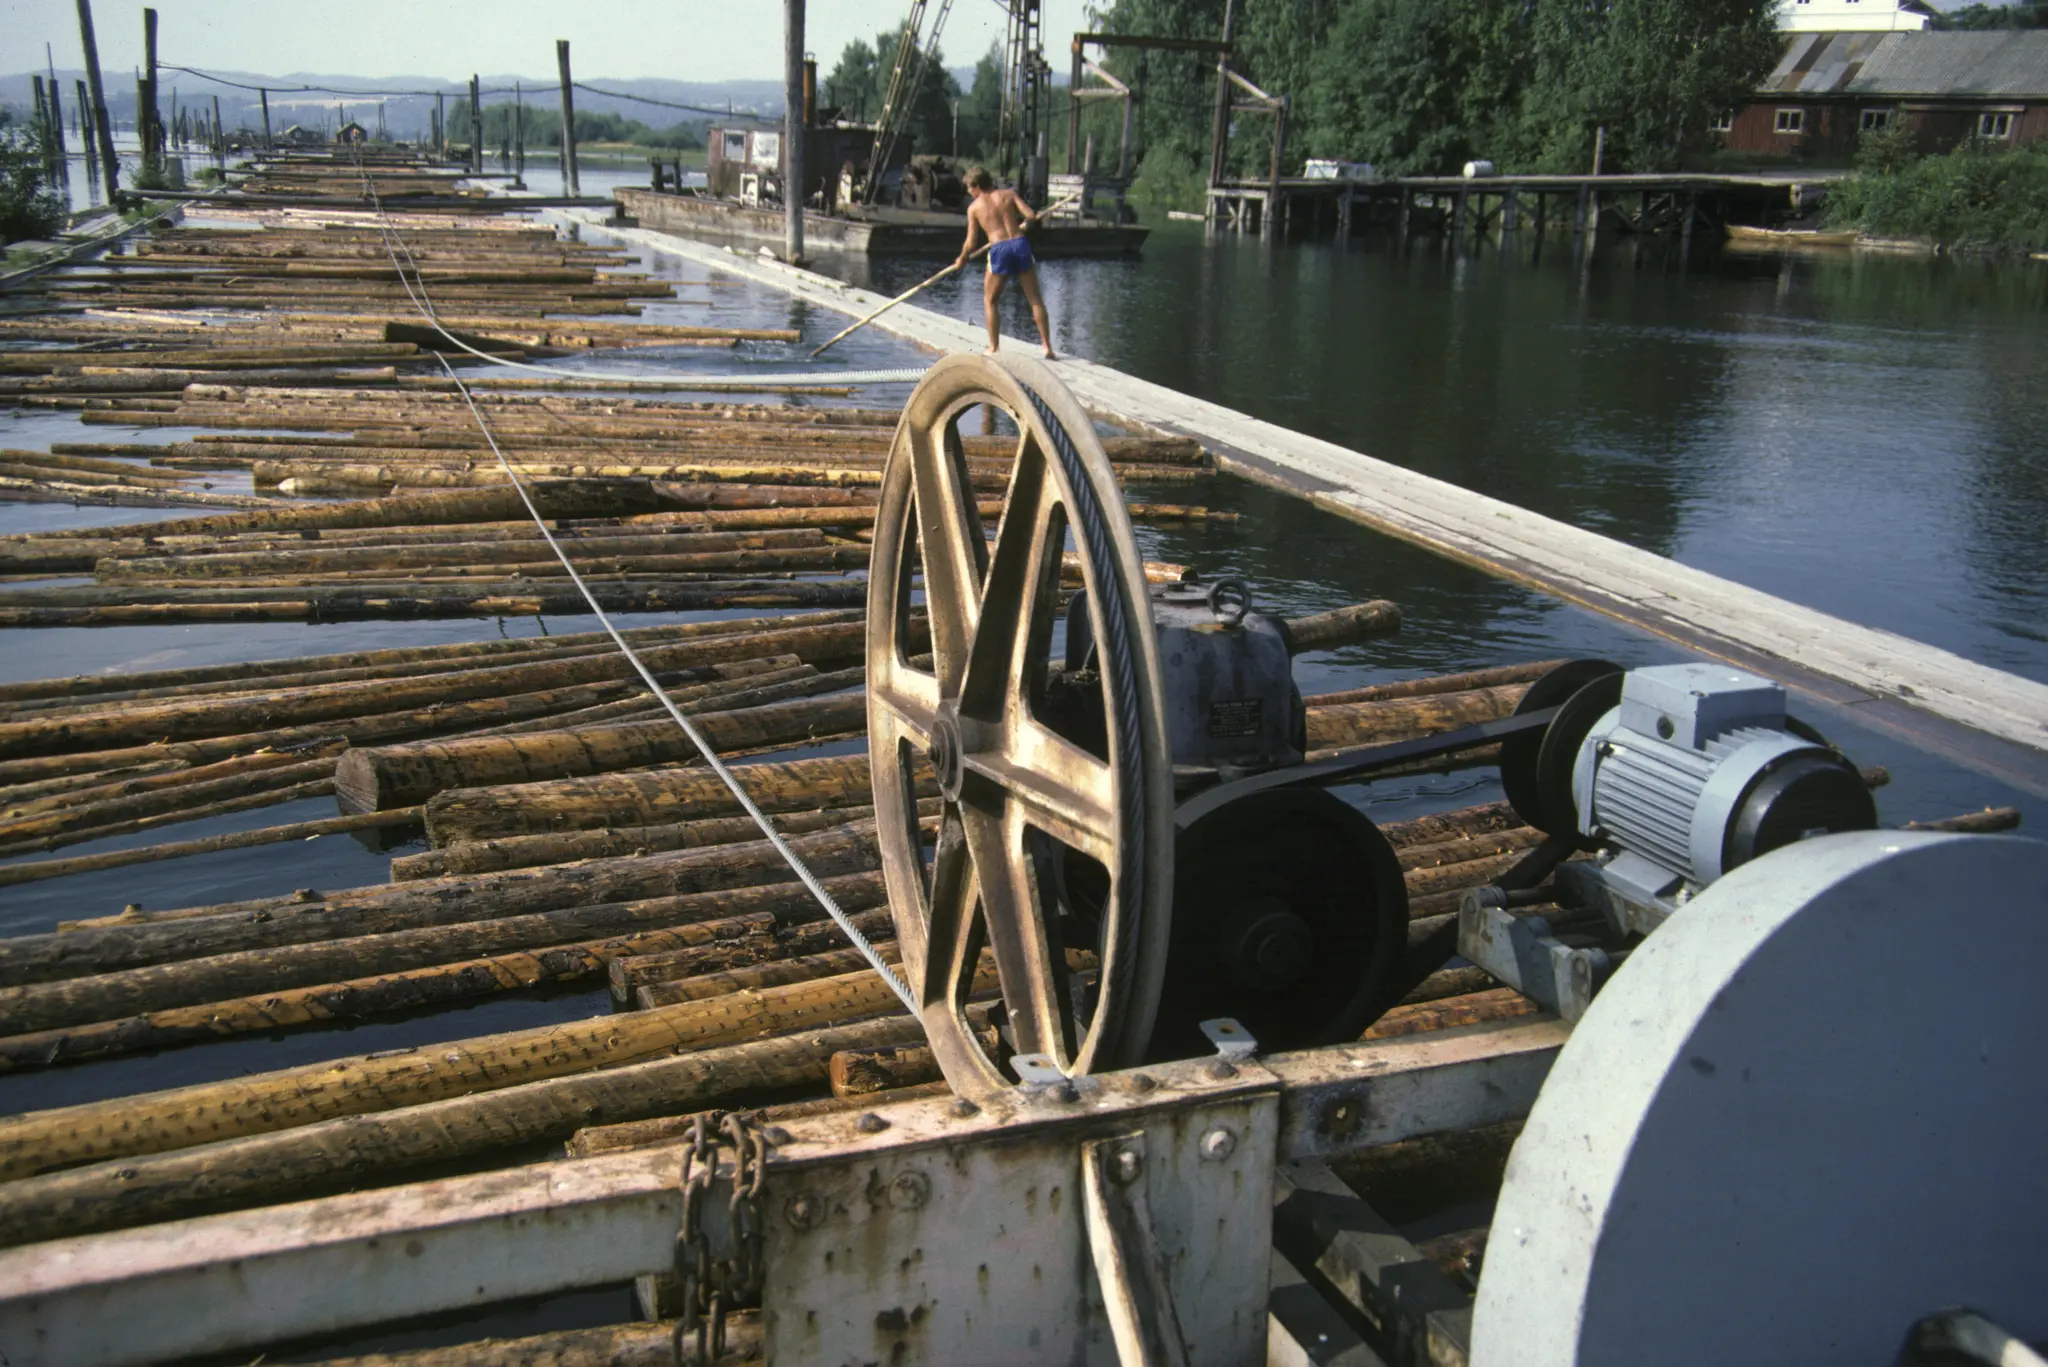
[615,187,1149,259]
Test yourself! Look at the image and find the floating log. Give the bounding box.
[0,902,901,1066]
[335,688,865,812]
[1306,659,1567,706]
[392,798,910,882]
[0,579,869,627]
[0,609,856,706]
[0,1008,947,1245]
[0,959,941,1184]
[0,477,669,543]
[423,752,886,845]
[1305,683,1528,751]
[0,806,424,888]
[1281,600,1403,651]
[0,660,815,788]
[0,871,890,1037]
[96,527,833,578]
[0,621,867,760]
[10,821,896,982]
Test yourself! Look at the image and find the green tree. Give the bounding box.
[1298,0,1532,176]
[956,42,1006,160]
[1522,0,1780,172]
[1930,2,2045,28]
[0,112,64,244]
[823,38,883,124]
[823,26,963,154]
[1093,0,1231,206]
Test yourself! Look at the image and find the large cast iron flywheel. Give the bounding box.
[865,354,1175,1103]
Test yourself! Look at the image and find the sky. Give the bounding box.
[1,0,1097,84]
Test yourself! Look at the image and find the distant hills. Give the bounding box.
[0,69,786,136]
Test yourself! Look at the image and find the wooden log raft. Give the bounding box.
[0,960,960,1185]
[0,619,869,760]
[413,675,1510,844]
[0,1005,953,1245]
[5,821,898,984]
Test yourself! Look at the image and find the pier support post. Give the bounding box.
[1680,191,1697,259]
[1067,36,1083,173]
[1453,187,1469,255]
[468,75,482,175]
[784,0,805,264]
[1502,188,1519,235]
[1207,0,1237,194]
[556,40,581,197]
[513,81,525,188]
[1396,186,1412,254]
[73,0,120,194]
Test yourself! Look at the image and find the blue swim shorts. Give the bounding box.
[987,236,1036,277]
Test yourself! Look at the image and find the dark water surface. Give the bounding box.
[860,224,2048,688]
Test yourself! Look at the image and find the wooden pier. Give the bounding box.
[1205,171,1842,247]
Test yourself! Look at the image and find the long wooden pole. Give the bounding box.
[140,8,159,179]
[785,0,806,264]
[809,193,1079,358]
[74,0,119,192]
[555,40,580,196]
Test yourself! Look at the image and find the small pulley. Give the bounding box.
[866,354,1176,1103]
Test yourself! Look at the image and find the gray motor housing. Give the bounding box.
[1146,579,1303,779]
[1064,577,1303,782]
[1570,663,1875,915]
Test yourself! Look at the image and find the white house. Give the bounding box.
[1778,0,1934,32]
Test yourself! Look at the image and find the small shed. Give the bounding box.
[337,121,369,146]
[705,122,906,212]
[1722,30,2048,160]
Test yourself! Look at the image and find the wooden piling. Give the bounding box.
[72,0,120,191]
[467,74,482,175]
[556,40,581,196]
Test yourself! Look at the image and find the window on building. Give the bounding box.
[721,131,746,162]
[1980,112,2013,139]
[1775,108,1805,134]
[1861,108,1893,132]
[1710,111,1734,133]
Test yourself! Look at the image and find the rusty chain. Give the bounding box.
[670,1111,768,1367]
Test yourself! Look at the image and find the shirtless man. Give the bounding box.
[955,168,1055,358]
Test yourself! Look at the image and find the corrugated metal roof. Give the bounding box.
[1767,33,1890,93]
[1764,31,2048,98]
[1848,30,2048,96]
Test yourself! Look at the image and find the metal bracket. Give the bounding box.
[1456,897,1611,1022]
[1201,1017,1258,1061]
[1012,1052,1069,1084]
[1083,1136,1194,1367]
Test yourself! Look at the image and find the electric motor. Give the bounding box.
[1568,664,1875,912]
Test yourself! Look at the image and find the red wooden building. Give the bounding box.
[1721,30,2048,161]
